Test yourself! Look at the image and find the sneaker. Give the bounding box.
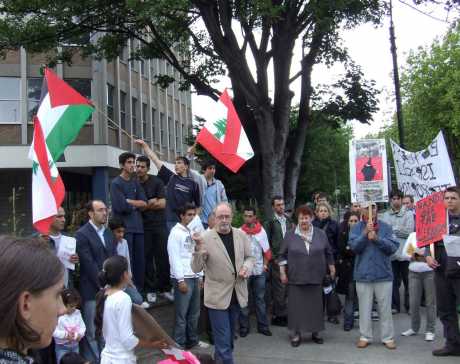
[401,328,416,336]
[356,339,369,349]
[146,292,157,304]
[162,290,174,302]
[188,341,210,350]
[141,301,150,309]
[353,310,359,319]
[383,340,397,350]
[391,308,399,314]
[425,332,435,342]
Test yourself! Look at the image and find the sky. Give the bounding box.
[191,1,456,140]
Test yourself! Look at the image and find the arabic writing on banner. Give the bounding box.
[390,132,455,201]
[416,191,447,248]
[349,139,388,203]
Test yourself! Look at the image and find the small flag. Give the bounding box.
[196,89,254,173]
[29,68,94,233]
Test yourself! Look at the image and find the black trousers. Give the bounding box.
[392,260,409,312]
[144,226,171,293]
[434,245,460,350]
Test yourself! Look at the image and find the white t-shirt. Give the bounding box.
[116,239,132,275]
[101,290,139,362]
[402,232,433,273]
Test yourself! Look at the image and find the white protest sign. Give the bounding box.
[57,236,76,270]
[390,132,456,201]
[349,139,389,203]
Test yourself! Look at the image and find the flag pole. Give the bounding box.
[93,104,162,156]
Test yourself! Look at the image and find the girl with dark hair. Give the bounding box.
[0,236,66,363]
[53,289,86,363]
[95,256,168,364]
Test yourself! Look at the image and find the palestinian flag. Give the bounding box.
[196,89,254,173]
[29,68,94,233]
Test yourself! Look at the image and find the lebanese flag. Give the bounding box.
[30,118,65,233]
[28,68,94,233]
[196,89,254,173]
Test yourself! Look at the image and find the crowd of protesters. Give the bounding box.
[1,143,460,364]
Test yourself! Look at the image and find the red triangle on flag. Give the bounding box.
[45,68,92,108]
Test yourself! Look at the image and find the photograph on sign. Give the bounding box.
[350,139,388,203]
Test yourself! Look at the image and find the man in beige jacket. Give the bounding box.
[192,202,254,364]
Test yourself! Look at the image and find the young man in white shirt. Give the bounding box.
[239,207,273,337]
[167,202,206,350]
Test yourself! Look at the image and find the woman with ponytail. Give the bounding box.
[95,256,168,363]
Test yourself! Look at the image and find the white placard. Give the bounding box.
[390,132,456,201]
[349,139,389,203]
[57,236,76,270]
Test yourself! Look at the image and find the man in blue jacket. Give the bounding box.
[349,201,399,350]
[110,152,147,291]
[76,200,116,363]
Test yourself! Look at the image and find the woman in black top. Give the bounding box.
[0,236,66,363]
[336,212,361,331]
[313,202,340,324]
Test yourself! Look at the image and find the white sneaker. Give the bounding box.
[425,332,435,341]
[162,290,174,302]
[146,292,157,304]
[141,301,150,309]
[196,341,210,349]
[401,328,417,336]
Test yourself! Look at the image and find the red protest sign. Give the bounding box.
[416,191,447,248]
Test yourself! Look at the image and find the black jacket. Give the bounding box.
[312,217,339,257]
[75,222,116,301]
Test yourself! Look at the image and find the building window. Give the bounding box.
[160,112,165,146]
[132,97,138,135]
[0,77,20,123]
[27,78,42,122]
[151,107,156,142]
[120,91,126,129]
[182,122,186,145]
[175,120,180,153]
[142,102,147,138]
[106,84,115,123]
[141,59,146,76]
[168,116,173,150]
[65,79,91,99]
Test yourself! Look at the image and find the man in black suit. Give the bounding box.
[76,200,116,363]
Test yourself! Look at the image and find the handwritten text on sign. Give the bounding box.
[416,191,447,248]
[390,132,455,201]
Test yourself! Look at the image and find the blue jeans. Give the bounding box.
[239,274,269,332]
[55,343,79,363]
[125,233,145,291]
[173,278,201,348]
[208,303,240,364]
[124,285,143,305]
[80,300,103,363]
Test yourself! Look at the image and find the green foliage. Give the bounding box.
[381,22,460,175]
[297,114,353,205]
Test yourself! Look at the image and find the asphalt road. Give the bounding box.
[147,300,458,364]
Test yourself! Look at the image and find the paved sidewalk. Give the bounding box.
[148,302,458,364]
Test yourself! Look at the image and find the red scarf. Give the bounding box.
[241,221,262,235]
